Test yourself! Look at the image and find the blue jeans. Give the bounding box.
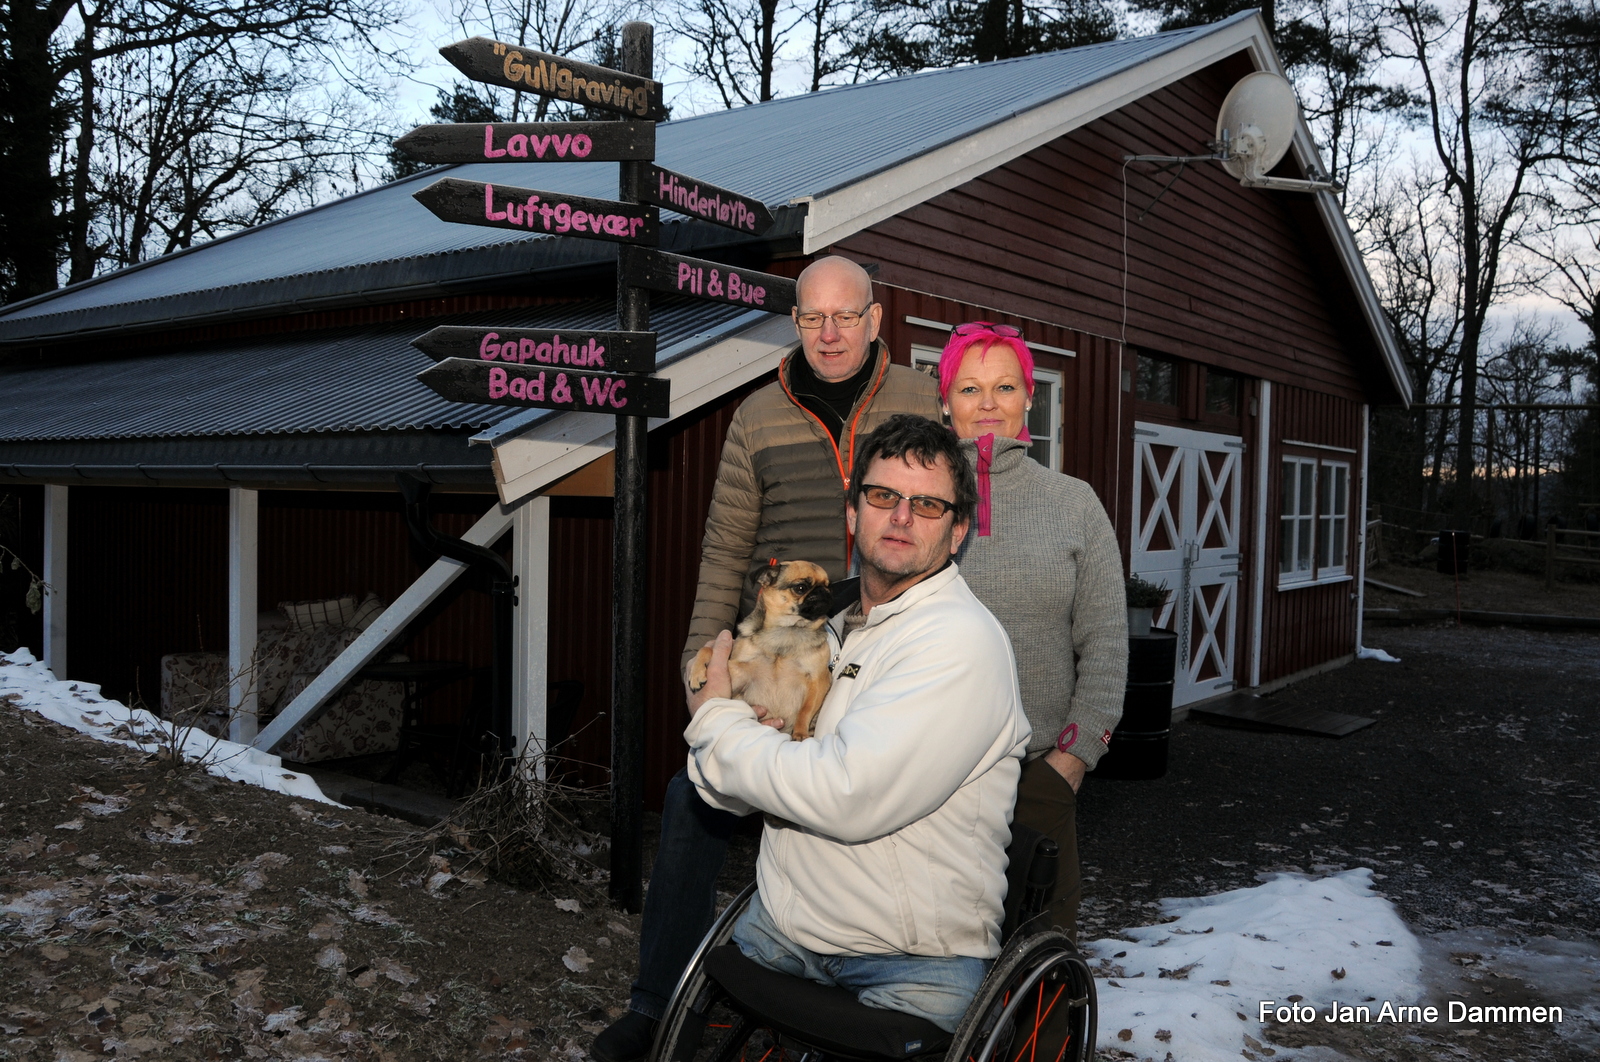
[629,767,741,1020]
[733,892,990,1033]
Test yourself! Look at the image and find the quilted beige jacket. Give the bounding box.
[681,341,941,661]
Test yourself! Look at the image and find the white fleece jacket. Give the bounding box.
[684,563,1031,960]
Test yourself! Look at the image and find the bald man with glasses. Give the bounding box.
[594,256,941,1062]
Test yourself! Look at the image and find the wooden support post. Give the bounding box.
[228,488,260,744]
[609,18,655,914]
[42,485,68,677]
[1546,524,1556,592]
[512,495,551,776]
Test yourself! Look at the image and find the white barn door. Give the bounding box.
[1131,422,1244,707]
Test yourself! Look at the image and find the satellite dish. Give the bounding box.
[1122,70,1340,194]
[1216,72,1299,181]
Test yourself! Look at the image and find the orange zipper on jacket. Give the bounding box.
[778,346,890,566]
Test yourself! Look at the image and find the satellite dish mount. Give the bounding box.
[1124,71,1342,198]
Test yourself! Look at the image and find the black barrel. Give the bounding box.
[1095,630,1177,780]
[1437,530,1471,574]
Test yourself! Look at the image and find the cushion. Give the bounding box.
[702,946,950,1061]
[279,595,359,631]
[256,608,290,632]
[348,592,386,632]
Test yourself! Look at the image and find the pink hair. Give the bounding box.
[936,325,1036,443]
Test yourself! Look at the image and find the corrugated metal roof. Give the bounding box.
[0,18,1238,339]
[0,297,755,442]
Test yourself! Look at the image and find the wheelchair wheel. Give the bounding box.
[649,882,760,1062]
[945,929,1096,1062]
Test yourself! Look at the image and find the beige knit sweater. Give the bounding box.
[954,434,1128,769]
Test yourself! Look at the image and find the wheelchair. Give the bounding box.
[647,824,1097,1062]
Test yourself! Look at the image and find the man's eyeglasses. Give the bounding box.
[795,308,871,330]
[952,321,1022,338]
[857,484,957,519]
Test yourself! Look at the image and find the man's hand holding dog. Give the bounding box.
[686,630,784,730]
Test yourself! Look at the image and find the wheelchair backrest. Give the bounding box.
[999,823,1059,944]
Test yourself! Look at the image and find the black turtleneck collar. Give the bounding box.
[786,344,881,445]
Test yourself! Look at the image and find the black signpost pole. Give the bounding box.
[610,20,654,914]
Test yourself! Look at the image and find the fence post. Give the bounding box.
[1546,524,1556,592]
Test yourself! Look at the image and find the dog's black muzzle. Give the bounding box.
[799,583,834,621]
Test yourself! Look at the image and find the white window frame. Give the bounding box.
[1278,455,1352,589]
[912,345,1063,472]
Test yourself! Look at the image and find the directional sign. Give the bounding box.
[644,166,774,235]
[420,358,670,419]
[618,247,797,315]
[415,177,657,245]
[413,326,657,375]
[441,37,667,122]
[394,121,654,165]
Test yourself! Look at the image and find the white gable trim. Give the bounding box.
[804,13,1409,407]
[491,312,797,503]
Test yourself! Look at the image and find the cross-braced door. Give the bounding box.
[1131,422,1244,707]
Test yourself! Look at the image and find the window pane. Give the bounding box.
[1280,460,1298,516]
[1205,371,1239,415]
[1297,517,1314,571]
[1330,516,1347,568]
[1137,355,1176,404]
[1280,517,1296,575]
[1332,466,1348,516]
[1298,463,1315,516]
[1317,517,1331,569]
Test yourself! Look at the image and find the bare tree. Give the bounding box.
[86,34,388,273]
[1377,0,1593,522]
[665,0,865,109]
[0,0,407,301]
[442,0,644,120]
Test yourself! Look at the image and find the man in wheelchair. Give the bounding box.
[681,415,1032,1032]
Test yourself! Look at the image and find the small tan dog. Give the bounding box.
[687,560,834,739]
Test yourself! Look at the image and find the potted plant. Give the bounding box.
[1125,575,1170,637]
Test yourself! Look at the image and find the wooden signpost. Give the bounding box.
[405,21,797,913]
[413,326,657,375]
[394,121,654,164]
[413,178,657,244]
[439,37,667,121]
[619,246,797,314]
[420,359,670,418]
[644,165,775,235]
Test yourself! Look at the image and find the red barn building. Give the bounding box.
[0,11,1407,802]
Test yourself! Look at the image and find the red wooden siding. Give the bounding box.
[838,52,1378,405]
[1258,384,1365,683]
[57,486,496,721]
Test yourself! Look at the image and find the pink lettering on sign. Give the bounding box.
[477,332,609,367]
[670,263,767,307]
[484,365,634,410]
[656,172,758,232]
[482,184,644,238]
[482,128,596,160]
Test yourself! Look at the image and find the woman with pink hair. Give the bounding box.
[938,322,1127,941]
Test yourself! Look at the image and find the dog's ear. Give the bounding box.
[753,561,783,588]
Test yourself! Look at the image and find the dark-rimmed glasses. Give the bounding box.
[952,321,1021,338]
[857,484,957,519]
[794,307,871,330]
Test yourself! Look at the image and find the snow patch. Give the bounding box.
[1086,868,1422,1061]
[0,647,337,805]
